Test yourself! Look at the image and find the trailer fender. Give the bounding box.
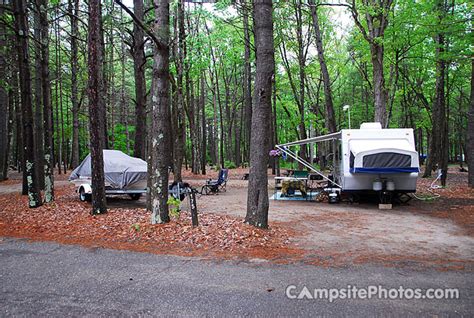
[79,184,92,194]
[78,184,92,202]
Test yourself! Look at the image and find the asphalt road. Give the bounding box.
[0,238,472,317]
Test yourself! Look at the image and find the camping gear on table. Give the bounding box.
[281,180,307,197]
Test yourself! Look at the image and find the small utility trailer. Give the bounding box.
[276,122,420,205]
[69,150,148,201]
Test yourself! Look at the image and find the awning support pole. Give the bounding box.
[275,145,342,188]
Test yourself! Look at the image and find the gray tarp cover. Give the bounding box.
[69,150,147,189]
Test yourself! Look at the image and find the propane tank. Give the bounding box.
[372,180,383,191]
[386,180,395,191]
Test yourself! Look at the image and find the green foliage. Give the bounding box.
[112,124,135,155]
[21,0,471,174]
[167,196,181,219]
[224,160,236,169]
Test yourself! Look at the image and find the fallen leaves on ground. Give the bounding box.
[408,168,474,235]
[0,167,472,270]
[0,185,301,262]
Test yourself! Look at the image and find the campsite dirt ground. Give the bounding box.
[0,166,473,270]
[187,167,474,269]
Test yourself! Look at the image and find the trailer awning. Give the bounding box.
[277,131,341,147]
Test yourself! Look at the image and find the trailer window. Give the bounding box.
[363,152,411,168]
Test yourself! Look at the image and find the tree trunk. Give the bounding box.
[172,0,186,182]
[69,0,80,168]
[295,0,307,164]
[101,2,109,150]
[88,0,107,215]
[309,0,336,133]
[5,82,14,180]
[242,0,252,164]
[350,0,393,126]
[371,43,388,126]
[150,0,171,224]
[0,3,9,180]
[245,0,274,229]
[132,0,147,159]
[13,70,23,174]
[13,0,42,207]
[467,57,474,187]
[119,7,130,154]
[40,0,54,202]
[423,0,448,185]
[187,80,201,174]
[59,59,67,174]
[33,2,45,188]
[54,10,61,174]
[200,74,206,175]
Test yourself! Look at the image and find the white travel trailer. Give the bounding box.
[276,122,420,203]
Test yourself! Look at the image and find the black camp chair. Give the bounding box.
[201,169,229,195]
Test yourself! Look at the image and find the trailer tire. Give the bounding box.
[79,187,92,202]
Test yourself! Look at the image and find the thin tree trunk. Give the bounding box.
[88,0,107,215]
[293,0,308,165]
[272,65,280,176]
[424,0,448,184]
[309,0,336,133]
[245,0,274,229]
[200,73,206,174]
[69,0,80,168]
[101,2,109,150]
[5,83,14,180]
[108,2,116,149]
[119,6,130,154]
[13,70,23,175]
[40,0,54,202]
[0,3,9,180]
[467,57,474,187]
[54,10,62,174]
[13,0,42,207]
[59,60,66,174]
[33,1,45,188]
[132,0,147,159]
[172,0,186,181]
[242,0,252,164]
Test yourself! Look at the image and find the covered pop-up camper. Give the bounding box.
[276,122,420,203]
[69,150,148,201]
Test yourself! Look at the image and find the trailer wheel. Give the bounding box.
[129,193,142,201]
[79,187,91,202]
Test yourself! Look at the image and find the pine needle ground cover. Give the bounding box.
[0,168,472,270]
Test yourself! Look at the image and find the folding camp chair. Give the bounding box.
[201,169,229,195]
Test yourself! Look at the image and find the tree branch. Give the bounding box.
[114,0,163,49]
[349,0,372,44]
